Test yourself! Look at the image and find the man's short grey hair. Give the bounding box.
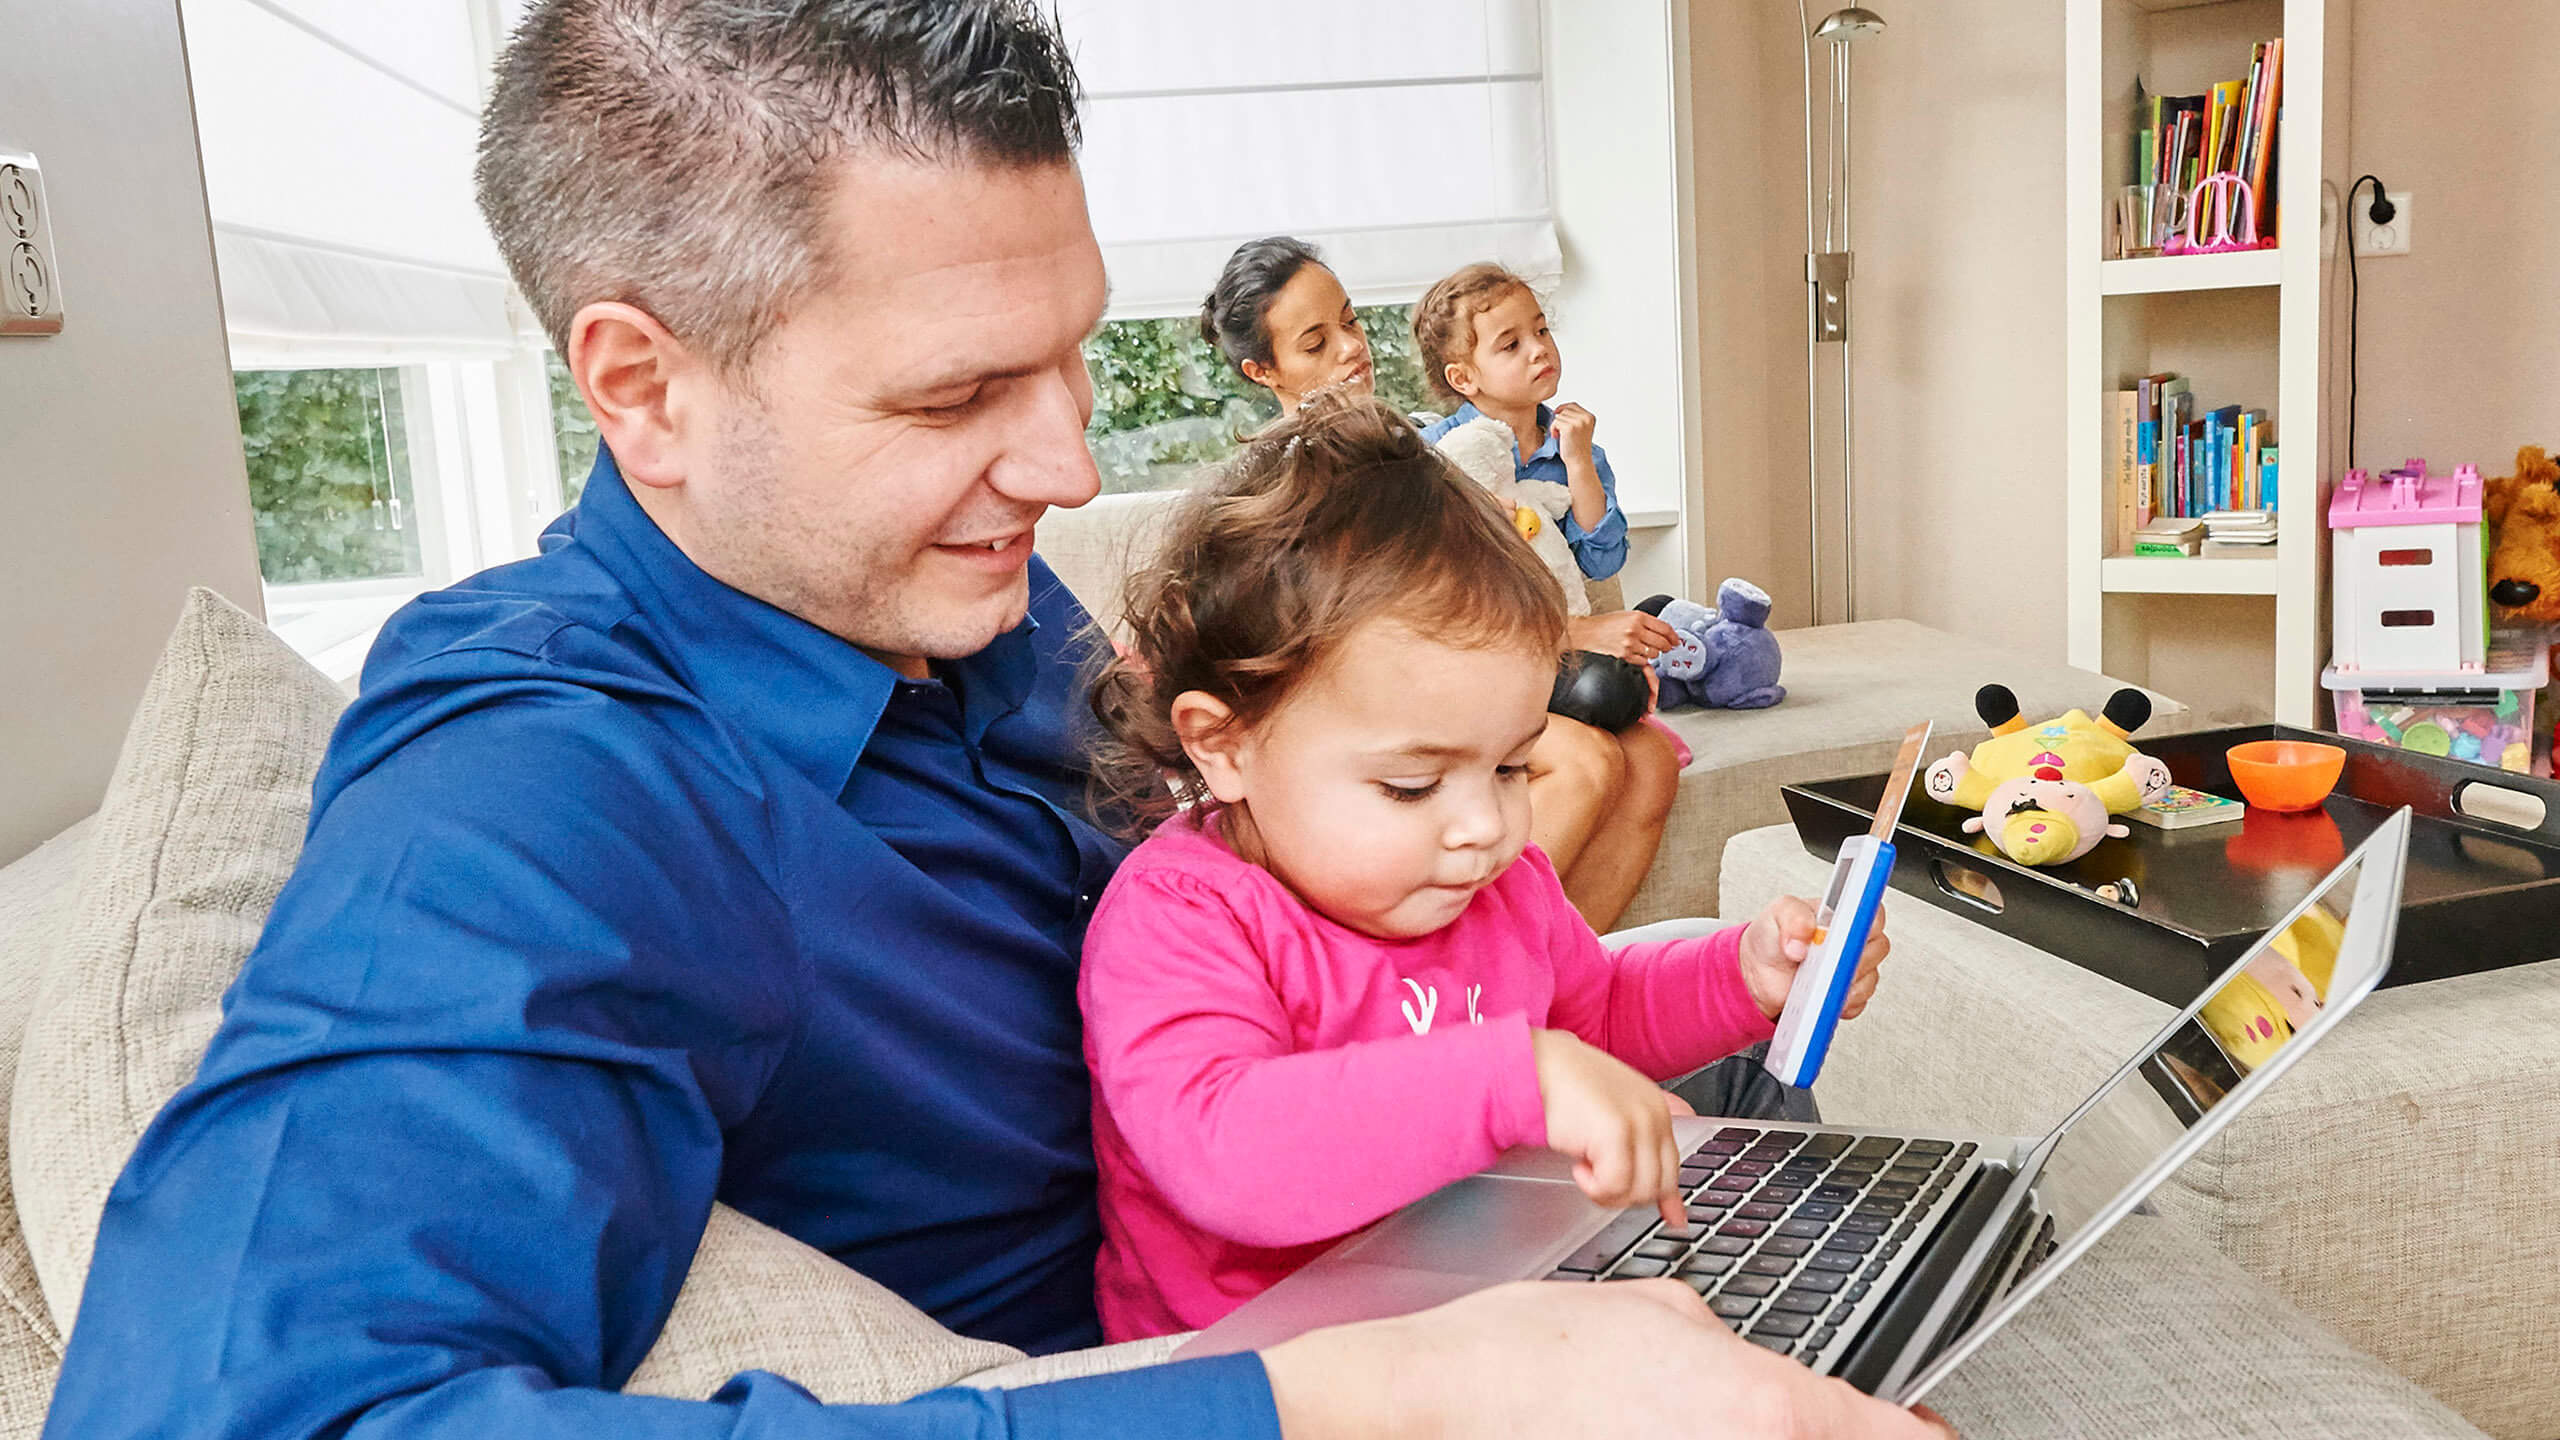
[477,0,1082,376]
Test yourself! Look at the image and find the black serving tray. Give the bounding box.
[1783,724,2560,1006]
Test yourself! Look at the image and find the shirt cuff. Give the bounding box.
[1004,1352,1281,1440]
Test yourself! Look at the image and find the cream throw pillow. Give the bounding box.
[10,588,1021,1402]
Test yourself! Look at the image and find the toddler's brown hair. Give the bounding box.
[1086,393,1567,837]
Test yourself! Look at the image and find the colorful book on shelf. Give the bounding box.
[2125,40,2281,250]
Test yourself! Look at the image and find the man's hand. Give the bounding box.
[1262,1278,1958,1439]
[1568,610,1682,667]
[1738,894,1890,1022]
[1551,402,1598,466]
[1533,1029,1686,1226]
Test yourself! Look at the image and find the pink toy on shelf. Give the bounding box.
[2160,171,2272,255]
[2327,459,2489,675]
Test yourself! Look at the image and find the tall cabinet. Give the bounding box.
[2063,0,2351,725]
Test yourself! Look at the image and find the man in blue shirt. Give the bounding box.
[45,4,1947,1438]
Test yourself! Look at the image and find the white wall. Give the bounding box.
[0,0,261,864]
[1543,0,1701,605]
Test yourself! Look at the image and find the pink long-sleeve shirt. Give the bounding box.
[1080,812,1777,1340]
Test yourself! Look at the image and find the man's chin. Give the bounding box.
[901,574,1034,662]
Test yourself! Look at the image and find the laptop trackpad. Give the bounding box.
[1332,1173,1605,1277]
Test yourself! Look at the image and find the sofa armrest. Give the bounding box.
[1721,823,2560,1440]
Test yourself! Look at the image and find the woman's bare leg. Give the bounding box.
[1559,721,1681,930]
[1528,716,1622,876]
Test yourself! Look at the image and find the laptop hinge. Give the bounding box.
[1831,1165,2024,1394]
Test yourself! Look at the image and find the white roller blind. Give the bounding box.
[182,0,515,369]
[1059,0,1559,318]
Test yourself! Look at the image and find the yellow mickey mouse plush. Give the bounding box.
[1923,685,2175,866]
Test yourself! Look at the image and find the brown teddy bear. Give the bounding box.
[2486,445,2560,625]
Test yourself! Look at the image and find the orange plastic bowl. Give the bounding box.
[2225,740,2346,813]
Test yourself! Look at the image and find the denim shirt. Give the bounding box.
[1420,401,1630,579]
[45,450,1277,1440]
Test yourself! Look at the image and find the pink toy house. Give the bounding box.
[2327,459,2488,675]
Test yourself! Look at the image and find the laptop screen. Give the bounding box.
[2008,830,2399,1273]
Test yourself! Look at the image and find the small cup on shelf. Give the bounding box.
[2112,183,2182,258]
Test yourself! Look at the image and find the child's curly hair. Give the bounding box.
[1086,394,1567,838]
[1410,262,1538,408]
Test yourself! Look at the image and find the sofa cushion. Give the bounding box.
[0,820,92,1438]
[13,590,349,1325]
[1623,619,2188,927]
[1934,1214,2488,1439]
[623,1204,1018,1403]
[6,589,1022,1409]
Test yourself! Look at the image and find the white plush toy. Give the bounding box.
[1433,416,1588,617]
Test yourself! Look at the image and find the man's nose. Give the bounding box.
[989,365,1102,509]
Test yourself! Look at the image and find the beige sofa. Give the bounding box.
[1035,493,2196,926]
[0,585,2486,1439]
[1723,823,2560,1440]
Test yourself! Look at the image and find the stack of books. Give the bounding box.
[2200,508,2278,558]
[2134,518,2203,558]
[2106,373,2279,554]
[2121,39,2284,255]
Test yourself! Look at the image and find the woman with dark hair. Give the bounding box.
[1194,239,1680,931]
[1198,236,1374,412]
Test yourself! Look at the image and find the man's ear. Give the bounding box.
[1444,359,1480,400]
[1171,690,1250,804]
[567,300,712,492]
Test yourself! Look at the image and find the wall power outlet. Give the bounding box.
[1,152,66,336]
[2351,190,2414,258]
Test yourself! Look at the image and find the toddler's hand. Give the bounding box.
[1533,1029,1686,1226]
[1738,895,1890,1022]
[1552,402,1598,465]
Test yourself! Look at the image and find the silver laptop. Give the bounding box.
[1180,808,2413,1406]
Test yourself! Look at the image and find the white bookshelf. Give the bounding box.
[2064,0,2350,725]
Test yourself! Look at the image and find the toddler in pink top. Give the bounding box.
[1078,396,1889,1341]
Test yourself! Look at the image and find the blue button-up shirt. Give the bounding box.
[45,452,1278,1440]
[1419,401,1628,580]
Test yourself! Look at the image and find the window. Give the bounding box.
[545,351,600,503]
[1084,304,1436,495]
[234,369,426,585]
[1062,0,1559,316]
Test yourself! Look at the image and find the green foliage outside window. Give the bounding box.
[233,369,425,586]
[1082,304,1433,494]
[545,350,601,504]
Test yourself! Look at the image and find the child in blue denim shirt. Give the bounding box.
[1412,263,1684,930]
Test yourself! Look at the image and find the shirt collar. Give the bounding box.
[556,448,1038,796]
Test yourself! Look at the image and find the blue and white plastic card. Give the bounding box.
[1766,722,1933,1089]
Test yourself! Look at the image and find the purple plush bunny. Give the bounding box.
[1643,579,1786,710]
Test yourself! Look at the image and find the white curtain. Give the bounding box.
[1058,0,1559,318]
[182,0,517,369]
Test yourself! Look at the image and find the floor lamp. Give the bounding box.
[1799,4,1884,624]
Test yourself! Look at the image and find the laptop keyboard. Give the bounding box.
[1543,1125,1980,1370]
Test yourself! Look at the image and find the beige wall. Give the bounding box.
[0,0,260,863]
[2341,0,2560,477]
[1691,0,2070,657]
[1690,0,2556,715]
